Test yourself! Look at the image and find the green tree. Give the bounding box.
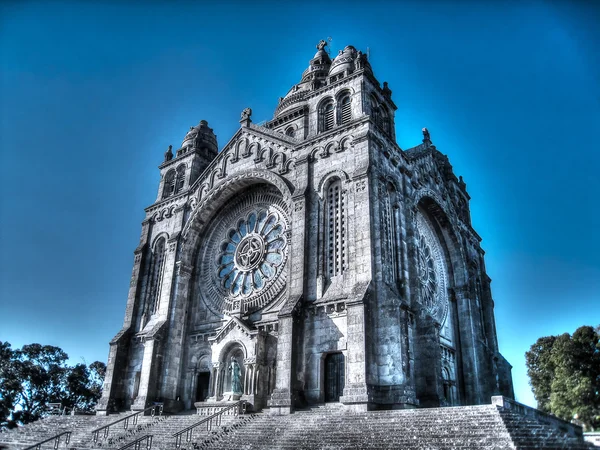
[0,341,106,427]
[63,361,106,412]
[525,325,600,431]
[525,335,556,413]
[0,342,20,428]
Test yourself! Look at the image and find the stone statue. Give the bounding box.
[356,50,363,69]
[240,107,252,121]
[316,39,327,51]
[229,357,242,395]
[422,127,431,142]
[164,145,173,162]
[382,81,392,98]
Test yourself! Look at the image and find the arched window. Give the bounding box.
[325,178,346,277]
[320,100,335,132]
[338,94,352,125]
[442,367,451,402]
[379,106,392,135]
[285,126,295,137]
[147,238,166,315]
[370,95,380,124]
[379,181,397,285]
[163,170,176,199]
[175,165,186,194]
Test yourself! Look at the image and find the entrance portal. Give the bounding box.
[195,372,211,402]
[324,353,345,402]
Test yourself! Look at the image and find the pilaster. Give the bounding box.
[339,300,369,410]
[131,337,160,411]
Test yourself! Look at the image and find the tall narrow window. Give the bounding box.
[163,170,176,199]
[379,182,397,285]
[320,101,335,132]
[175,165,186,194]
[338,95,352,125]
[370,95,380,125]
[325,179,346,277]
[147,238,166,315]
[380,107,392,135]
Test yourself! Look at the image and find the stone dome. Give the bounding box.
[300,45,332,84]
[328,45,358,77]
[181,120,218,154]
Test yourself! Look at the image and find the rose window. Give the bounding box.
[417,234,437,311]
[197,189,289,315]
[415,213,448,324]
[216,210,287,298]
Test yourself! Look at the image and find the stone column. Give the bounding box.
[340,300,370,411]
[209,362,222,401]
[131,337,159,411]
[268,161,308,414]
[454,285,483,405]
[413,316,443,407]
[268,315,295,414]
[158,258,193,412]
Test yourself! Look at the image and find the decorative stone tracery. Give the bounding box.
[197,188,289,315]
[415,213,448,324]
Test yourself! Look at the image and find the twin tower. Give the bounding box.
[97,41,514,415]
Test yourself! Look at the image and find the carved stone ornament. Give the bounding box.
[196,189,289,315]
[240,107,252,121]
[416,213,448,324]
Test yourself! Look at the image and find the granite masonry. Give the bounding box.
[96,40,514,416]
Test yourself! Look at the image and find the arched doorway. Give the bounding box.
[195,372,211,402]
[324,353,345,402]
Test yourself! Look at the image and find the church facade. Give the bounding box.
[97,41,513,415]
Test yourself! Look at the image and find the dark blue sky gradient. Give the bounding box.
[1,0,598,408]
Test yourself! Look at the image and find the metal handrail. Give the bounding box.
[172,401,246,448]
[23,430,71,450]
[92,404,163,443]
[119,434,153,450]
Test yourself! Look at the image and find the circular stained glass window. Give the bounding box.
[197,189,289,315]
[417,234,438,312]
[415,213,448,324]
[217,210,286,298]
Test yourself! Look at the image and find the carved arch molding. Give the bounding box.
[196,186,290,316]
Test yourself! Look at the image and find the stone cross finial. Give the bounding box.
[316,40,327,51]
[240,107,252,127]
[241,107,252,121]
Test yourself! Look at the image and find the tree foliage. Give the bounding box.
[0,341,106,428]
[525,325,600,431]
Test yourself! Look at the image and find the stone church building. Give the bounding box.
[97,41,514,415]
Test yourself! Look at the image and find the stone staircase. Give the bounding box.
[0,402,593,450]
[197,404,593,450]
[0,410,244,450]
[0,414,124,449]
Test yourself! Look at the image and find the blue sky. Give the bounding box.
[1,0,598,408]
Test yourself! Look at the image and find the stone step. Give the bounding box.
[2,404,591,450]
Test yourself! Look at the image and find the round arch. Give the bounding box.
[181,169,293,265]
